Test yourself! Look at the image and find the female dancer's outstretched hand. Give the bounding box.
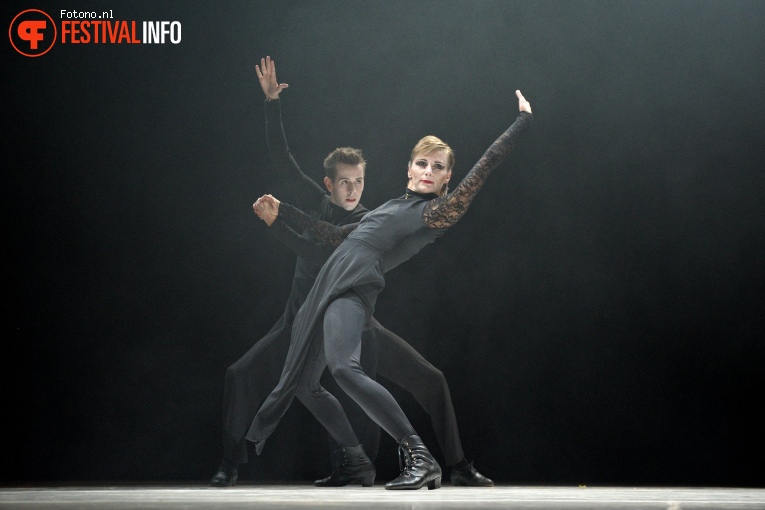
[253,194,281,226]
[255,56,289,101]
[516,90,532,114]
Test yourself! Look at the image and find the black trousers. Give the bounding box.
[365,319,464,465]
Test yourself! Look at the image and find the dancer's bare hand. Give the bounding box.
[516,90,532,114]
[253,194,280,226]
[255,56,289,101]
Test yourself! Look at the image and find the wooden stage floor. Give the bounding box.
[1,484,764,509]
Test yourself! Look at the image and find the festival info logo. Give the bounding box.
[10,9,181,57]
[10,9,57,57]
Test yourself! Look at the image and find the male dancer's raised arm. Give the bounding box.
[257,56,326,210]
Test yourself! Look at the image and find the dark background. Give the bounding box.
[3,0,764,487]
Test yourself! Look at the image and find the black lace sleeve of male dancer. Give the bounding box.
[265,98,326,209]
[278,202,359,247]
[422,111,533,229]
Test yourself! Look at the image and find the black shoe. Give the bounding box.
[210,463,238,487]
[450,460,494,487]
[384,435,442,490]
[314,445,375,487]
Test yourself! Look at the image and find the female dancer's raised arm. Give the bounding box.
[422,90,532,229]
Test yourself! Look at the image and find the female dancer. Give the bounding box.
[250,90,533,490]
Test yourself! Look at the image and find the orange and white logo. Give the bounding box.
[9,9,182,57]
[9,9,57,57]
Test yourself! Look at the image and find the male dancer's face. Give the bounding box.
[324,163,365,211]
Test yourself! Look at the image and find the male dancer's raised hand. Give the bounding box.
[256,56,289,100]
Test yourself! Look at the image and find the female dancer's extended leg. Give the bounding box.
[321,292,441,490]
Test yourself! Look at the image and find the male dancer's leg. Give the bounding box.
[368,321,494,488]
[368,319,465,466]
[222,316,291,465]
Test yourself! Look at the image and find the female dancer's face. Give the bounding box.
[407,150,452,196]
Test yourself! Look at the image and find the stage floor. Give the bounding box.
[1,485,764,509]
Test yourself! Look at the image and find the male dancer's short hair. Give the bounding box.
[324,147,367,180]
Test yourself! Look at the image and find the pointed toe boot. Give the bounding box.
[210,463,238,487]
[451,460,494,486]
[314,445,375,487]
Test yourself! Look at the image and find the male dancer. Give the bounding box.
[210,56,491,487]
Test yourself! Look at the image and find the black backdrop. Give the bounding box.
[3,0,764,487]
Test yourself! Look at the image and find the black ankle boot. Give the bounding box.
[450,460,494,486]
[210,462,238,487]
[314,445,376,487]
[384,435,442,490]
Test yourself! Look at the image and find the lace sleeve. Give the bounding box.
[423,111,532,229]
[278,202,358,247]
[269,217,335,265]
